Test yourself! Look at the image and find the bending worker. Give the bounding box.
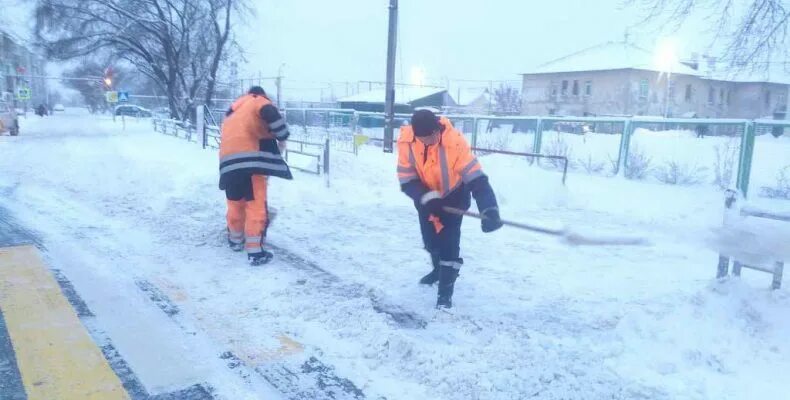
[219,86,292,265]
[397,109,503,309]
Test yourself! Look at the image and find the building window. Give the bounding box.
[550,83,558,98]
[727,90,732,105]
[765,90,772,107]
[561,80,568,96]
[668,79,675,99]
[639,79,648,100]
[719,88,724,105]
[779,93,787,107]
[685,84,692,102]
[708,87,715,105]
[585,81,592,96]
[572,80,579,96]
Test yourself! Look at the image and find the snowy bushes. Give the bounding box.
[625,145,653,180]
[476,130,512,151]
[543,133,572,169]
[578,155,606,174]
[655,161,708,185]
[713,137,740,189]
[608,143,653,180]
[761,166,790,199]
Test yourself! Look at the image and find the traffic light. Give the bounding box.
[103,66,113,89]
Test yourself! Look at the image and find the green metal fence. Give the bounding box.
[276,108,788,199]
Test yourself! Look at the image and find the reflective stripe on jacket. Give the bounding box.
[219,94,292,187]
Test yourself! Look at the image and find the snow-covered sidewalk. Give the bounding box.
[1,111,788,400]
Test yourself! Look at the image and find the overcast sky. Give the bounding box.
[238,0,714,87]
[1,0,718,100]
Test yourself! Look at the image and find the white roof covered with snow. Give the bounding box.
[337,87,446,104]
[703,65,790,85]
[454,88,490,106]
[525,41,701,76]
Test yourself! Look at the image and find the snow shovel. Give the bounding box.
[443,207,650,246]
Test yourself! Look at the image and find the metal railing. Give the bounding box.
[152,117,197,142]
[471,148,569,185]
[154,112,330,177]
[161,106,789,198]
[283,138,329,175]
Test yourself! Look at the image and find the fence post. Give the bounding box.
[532,118,543,166]
[616,119,633,176]
[471,118,479,153]
[197,105,206,149]
[736,121,756,197]
[323,137,331,187]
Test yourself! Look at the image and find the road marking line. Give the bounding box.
[0,245,129,400]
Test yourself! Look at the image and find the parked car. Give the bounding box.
[15,108,25,116]
[0,101,20,136]
[53,103,65,112]
[114,104,152,118]
[153,107,171,116]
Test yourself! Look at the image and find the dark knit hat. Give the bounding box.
[411,109,440,137]
[248,86,266,96]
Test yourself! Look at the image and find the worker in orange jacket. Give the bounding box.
[220,86,292,265]
[397,109,503,308]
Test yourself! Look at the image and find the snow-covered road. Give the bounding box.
[1,110,788,400]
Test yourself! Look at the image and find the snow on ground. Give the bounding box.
[1,110,789,399]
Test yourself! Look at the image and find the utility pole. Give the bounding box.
[488,80,493,114]
[383,0,398,153]
[276,64,285,107]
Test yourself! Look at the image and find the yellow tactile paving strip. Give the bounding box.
[0,245,129,400]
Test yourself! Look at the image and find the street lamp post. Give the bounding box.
[664,69,671,118]
[655,38,678,119]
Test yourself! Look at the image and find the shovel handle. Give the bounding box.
[443,207,564,236]
[442,207,649,246]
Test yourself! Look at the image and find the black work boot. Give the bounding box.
[436,259,462,309]
[248,249,274,266]
[227,228,244,252]
[419,251,441,285]
[228,238,244,252]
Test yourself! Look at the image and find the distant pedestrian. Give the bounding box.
[695,124,708,138]
[35,104,47,117]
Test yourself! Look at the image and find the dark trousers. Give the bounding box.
[417,206,463,263]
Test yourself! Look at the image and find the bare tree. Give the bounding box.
[34,0,245,120]
[627,0,789,71]
[493,84,522,115]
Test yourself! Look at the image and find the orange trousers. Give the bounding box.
[226,175,268,254]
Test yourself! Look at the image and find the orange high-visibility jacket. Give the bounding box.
[219,94,292,188]
[397,117,485,198]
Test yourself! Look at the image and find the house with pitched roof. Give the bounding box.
[520,41,789,119]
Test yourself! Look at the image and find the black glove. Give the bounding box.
[420,191,445,216]
[481,208,503,233]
